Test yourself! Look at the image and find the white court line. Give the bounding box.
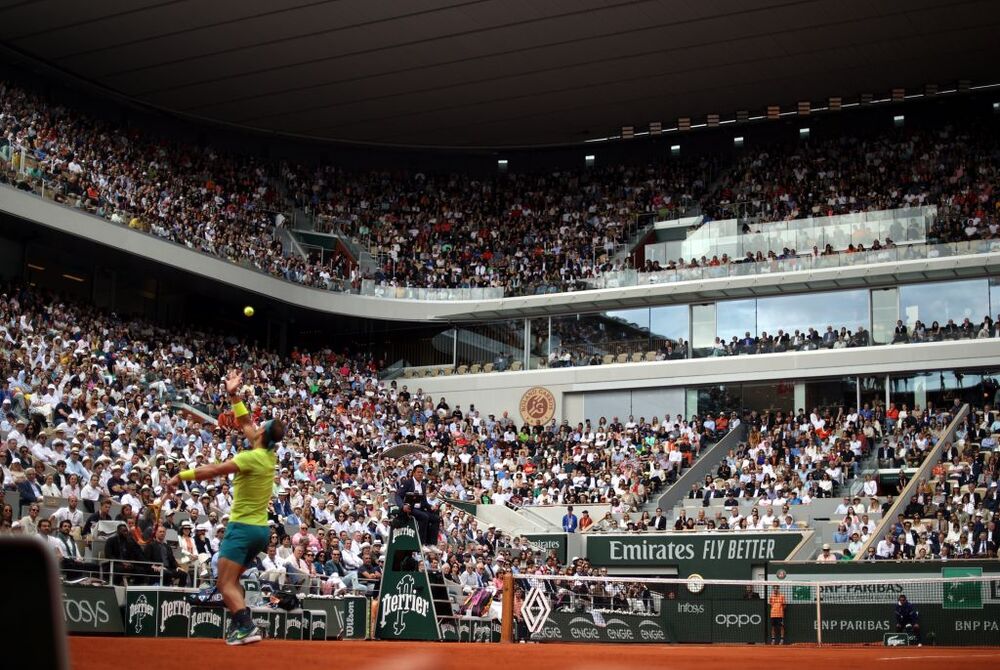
[878,654,996,660]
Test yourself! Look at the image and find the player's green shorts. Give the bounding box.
[219,521,271,567]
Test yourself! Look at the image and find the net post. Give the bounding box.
[501,571,514,643]
[815,583,822,647]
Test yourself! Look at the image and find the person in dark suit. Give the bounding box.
[83,497,114,537]
[104,522,145,585]
[877,440,895,466]
[892,320,908,344]
[394,464,440,546]
[145,525,188,587]
[17,468,43,506]
[652,507,669,531]
[273,490,293,519]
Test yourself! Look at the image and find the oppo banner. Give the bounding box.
[61,585,124,635]
[666,599,767,643]
[528,600,767,644]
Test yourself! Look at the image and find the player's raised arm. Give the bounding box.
[225,370,264,445]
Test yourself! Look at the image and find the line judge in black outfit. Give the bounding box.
[394,464,440,546]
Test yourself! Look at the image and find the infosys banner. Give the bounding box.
[586,533,806,578]
[62,585,124,635]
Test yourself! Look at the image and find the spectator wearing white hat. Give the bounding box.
[816,543,837,563]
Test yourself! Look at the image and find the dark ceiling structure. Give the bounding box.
[1,0,997,148]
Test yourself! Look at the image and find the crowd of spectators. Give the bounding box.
[864,407,999,561]
[680,405,946,531]
[5,78,1000,301]
[282,159,713,295]
[0,283,722,591]
[705,124,1000,234]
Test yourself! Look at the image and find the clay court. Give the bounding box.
[69,638,1000,670]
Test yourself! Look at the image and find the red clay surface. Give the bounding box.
[69,638,1000,670]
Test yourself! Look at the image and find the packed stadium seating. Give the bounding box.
[3,78,999,300]
[0,283,721,587]
[2,76,999,603]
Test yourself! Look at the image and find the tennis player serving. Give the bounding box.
[165,370,284,646]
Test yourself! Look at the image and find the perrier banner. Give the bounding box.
[375,520,440,640]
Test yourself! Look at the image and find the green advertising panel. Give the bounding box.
[284,611,304,640]
[942,567,983,609]
[158,590,192,637]
[61,585,124,635]
[524,534,567,564]
[458,617,502,642]
[305,610,328,640]
[663,598,767,643]
[529,611,671,643]
[125,589,158,637]
[784,603,1000,645]
[302,596,369,639]
[586,532,806,578]
[189,606,225,639]
[375,521,440,640]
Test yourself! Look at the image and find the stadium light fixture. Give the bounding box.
[62,273,85,282]
[993,102,999,113]
[670,144,681,156]
[497,159,508,173]
[585,154,595,167]
[799,127,810,139]
[27,263,45,271]
[733,136,745,148]
[893,114,905,127]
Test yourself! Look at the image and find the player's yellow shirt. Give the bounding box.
[228,448,277,526]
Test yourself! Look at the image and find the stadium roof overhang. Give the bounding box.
[1,0,998,148]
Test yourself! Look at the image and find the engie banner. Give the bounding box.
[528,600,768,644]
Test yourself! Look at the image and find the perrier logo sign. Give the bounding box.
[380,574,430,635]
[942,567,983,610]
[376,518,439,640]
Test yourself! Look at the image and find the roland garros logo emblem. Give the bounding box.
[520,387,555,426]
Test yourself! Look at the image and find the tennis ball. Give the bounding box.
[243,306,254,317]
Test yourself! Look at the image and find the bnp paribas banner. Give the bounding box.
[585,532,806,579]
[783,603,1000,645]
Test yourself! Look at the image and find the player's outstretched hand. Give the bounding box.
[225,370,243,396]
